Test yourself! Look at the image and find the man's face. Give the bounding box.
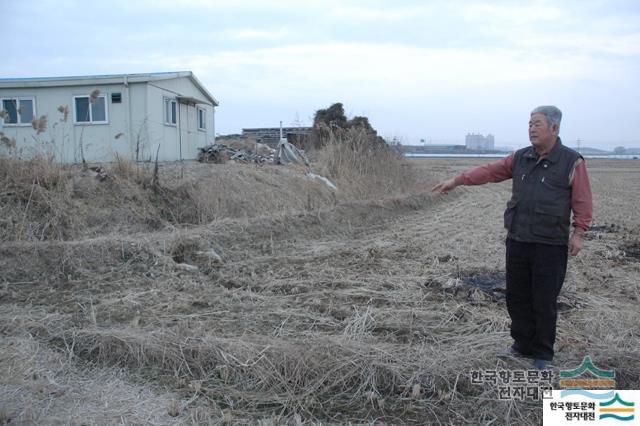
[528,113,557,150]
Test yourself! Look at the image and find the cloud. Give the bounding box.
[517,32,640,56]
[125,0,302,10]
[2,0,638,146]
[163,42,598,99]
[229,27,290,40]
[460,1,640,57]
[326,4,433,21]
[462,2,566,25]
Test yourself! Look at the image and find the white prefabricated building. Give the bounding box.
[0,71,218,163]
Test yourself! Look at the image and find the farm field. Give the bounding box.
[1,157,639,425]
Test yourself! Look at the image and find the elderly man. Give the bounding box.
[432,106,593,370]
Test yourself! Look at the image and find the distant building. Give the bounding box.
[242,127,312,147]
[465,133,495,150]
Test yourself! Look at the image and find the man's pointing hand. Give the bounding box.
[431,178,458,194]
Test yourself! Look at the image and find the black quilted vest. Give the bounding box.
[504,138,581,245]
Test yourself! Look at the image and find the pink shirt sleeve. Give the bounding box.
[453,154,514,186]
[570,161,593,233]
[452,154,593,233]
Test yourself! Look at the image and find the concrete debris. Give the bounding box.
[198,140,336,190]
[198,143,272,164]
[198,138,310,167]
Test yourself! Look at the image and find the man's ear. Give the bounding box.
[552,124,560,135]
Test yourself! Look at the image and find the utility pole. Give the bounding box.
[576,138,582,154]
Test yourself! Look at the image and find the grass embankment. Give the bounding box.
[0,129,423,242]
[0,130,466,424]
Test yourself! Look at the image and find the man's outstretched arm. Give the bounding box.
[431,154,514,193]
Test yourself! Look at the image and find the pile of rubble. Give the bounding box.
[198,139,335,189]
[197,139,310,167]
[197,143,272,164]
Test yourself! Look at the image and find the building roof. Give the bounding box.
[0,71,218,106]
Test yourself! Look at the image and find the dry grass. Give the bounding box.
[0,332,200,425]
[151,164,339,225]
[312,128,419,200]
[1,150,639,424]
[0,127,418,242]
[0,155,75,240]
[0,272,519,424]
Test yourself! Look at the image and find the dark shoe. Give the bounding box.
[497,346,527,358]
[534,358,553,370]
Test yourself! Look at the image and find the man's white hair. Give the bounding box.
[531,105,562,129]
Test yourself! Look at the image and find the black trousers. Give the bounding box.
[505,238,568,361]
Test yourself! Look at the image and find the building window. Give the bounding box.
[1,97,35,125]
[164,98,177,126]
[111,93,122,103]
[197,107,206,130]
[74,95,108,124]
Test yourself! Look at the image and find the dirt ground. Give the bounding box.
[1,158,639,425]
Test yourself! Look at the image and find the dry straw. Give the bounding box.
[56,105,69,122]
[31,115,48,134]
[5,124,637,423]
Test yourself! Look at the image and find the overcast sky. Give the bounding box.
[3,0,639,149]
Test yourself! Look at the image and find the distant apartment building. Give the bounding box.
[465,133,495,150]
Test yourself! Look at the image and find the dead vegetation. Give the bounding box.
[1,142,639,424]
[0,128,422,243]
[311,127,416,201]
